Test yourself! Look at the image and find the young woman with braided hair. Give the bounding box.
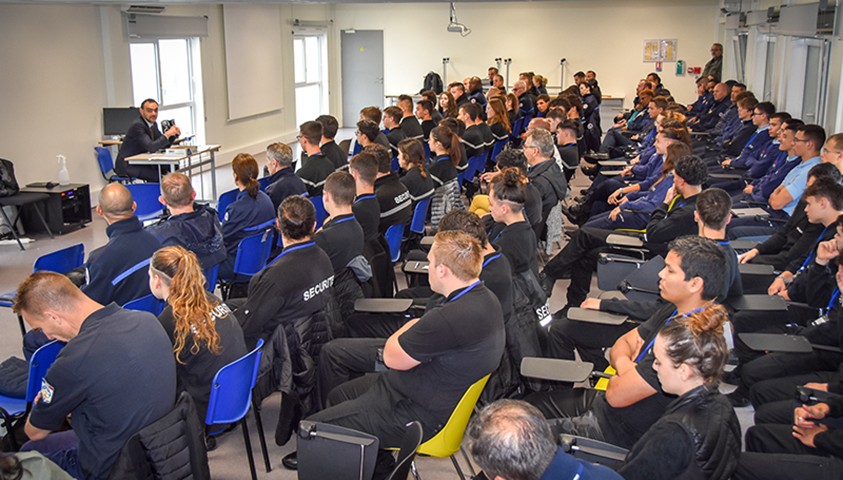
[149,245,247,420]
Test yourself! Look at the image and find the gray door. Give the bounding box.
[341,30,384,128]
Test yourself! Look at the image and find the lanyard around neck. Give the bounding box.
[269,241,315,266]
[635,306,706,363]
[448,280,481,303]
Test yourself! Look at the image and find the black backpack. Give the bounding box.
[0,158,19,197]
[421,72,443,94]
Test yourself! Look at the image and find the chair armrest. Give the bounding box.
[354,298,413,314]
[598,291,629,301]
[732,208,770,219]
[738,263,775,276]
[726,294,787,311]
[567,307,628,325]
[559,435,629,464]
[598,253,646,266]
[402,261,429,275]
[709,172,744,180]
[419,236,434,248]
[690,131,710,137]
[606,234,645,248]
[739,333,814,353]
[520,357,595,383]
[598,160,629,168]
[737,199,768,208]
[601,170,625,177]
[584,152,610,161]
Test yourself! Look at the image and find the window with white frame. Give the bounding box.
[294,32,328,126]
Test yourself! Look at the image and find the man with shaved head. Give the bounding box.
[82,183,162,305]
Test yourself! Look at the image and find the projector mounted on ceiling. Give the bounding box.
[447,1,470,37]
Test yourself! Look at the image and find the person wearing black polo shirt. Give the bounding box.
[349,150,381,242]
[316,171,366,329]
[316,115,347,170]
[527,236,728,450]
[264,142,307,210]
[296,120,335,197]
[397,138,435,204]
[541,154,707,311]
[449,81,469,107]
[397,95,424,140]
[382,106,406,155]
[420,90,443,125]
[415,99,437,141]
[358,107,393,153]
[488,168,538,275]
[556,119,581,181]
[17,272,176,480]
[236,195,335,348]
[368,144,412,232]
[284,231,505,477]
[82,183,162,305]
[460,103,494,160]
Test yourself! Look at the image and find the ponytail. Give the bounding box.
[150,246,222,363]
[431,125,462,167]
[232,153,261,199]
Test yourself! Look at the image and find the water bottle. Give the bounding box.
[57,154,70,185]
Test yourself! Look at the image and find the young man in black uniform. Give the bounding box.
[17,272,176,480]
[146,173,226,270]
[115,98,181,182]
[367,144,412,233]
[236,195,335,348]
[415,99,436,141]
[397,95,424,140]
[296,120,335,196]
[541,154,707,311]
[316,171,366,328]
[449,81,469,107]
[358,108,393,152]
[459,103,493,159]
[382,106,406,155]
[526,236,728,450]
[316,115,347,170]
[264,142,307,210]
[420,90,443,125]
[349,150,381,242]
[556,119,581,182]
[284,231,505,476]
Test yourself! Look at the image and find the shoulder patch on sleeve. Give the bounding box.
[40,378,54,405]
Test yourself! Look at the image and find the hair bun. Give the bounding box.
[500,167,526,187]
[685,303,727,336]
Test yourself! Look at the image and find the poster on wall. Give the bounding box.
[643,39,678,62]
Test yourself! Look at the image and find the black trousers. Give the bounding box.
[544,227,611,307]
[734,424,843,480]
[750,371,840,424]
[735,348,843,401]
[316,338,384,408]
[545,314,636,372]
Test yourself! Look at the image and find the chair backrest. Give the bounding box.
[243,218,276,233]
[216,188,239,222]
[416,374,490,457]
[257,176,272,192]
[338,139,352,157]
[33,243,85,274]
[409,198,431,235]
[310,195,328,230]
[111,258,151,287]
[126,183,165,222]
[123,293,166,316]
[465,154,486,182]
[205,338,264,426]
[26,340,64,403]
[391,156,400,173]
[423,142,431,161]
[490,139,507,164]
[384,224,405,263]
[203,263,220,292]
[385,421,423,480]
[94,146,115,179]
[511,117,525,139]
[233,228,274,277]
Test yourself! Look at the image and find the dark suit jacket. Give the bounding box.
[116,116,173,175]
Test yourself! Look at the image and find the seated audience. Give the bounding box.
[147,172,225,270]
[82,183,161,306]
[460,102,494,159]
[349,150,382,242]
[397,95,424,140]
[316,115,347,170]
[414,99,436,140]
[488,168,538,275]
[523,128,568,239]
[467,400,622,480]
[264,142,307,210]
[486,96,511,143]
[439,91,458,119]
[219,153,275,279]
[428,125,465,229]
[148,245,247,420]
[383,106,406,154]
[420,90,443,124]
[16,272,175,479]
[296,120,335,196]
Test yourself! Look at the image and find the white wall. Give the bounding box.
[0,1,721,198]
[333,0,721,113]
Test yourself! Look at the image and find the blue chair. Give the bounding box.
[257,176,272,192]
[511,117,525,140]
[126,183,165,223]
[216,188,239,222]
[205,338,269,479]
[219,228,274,300]
[310,196,328,230]
[203,263,220,292]
[0,340,64,450]
[123,293,166,316]
[385,223,406,264]
[409,198,431,235]
[391,156,400,172]
[464,154,486,184]
[423,142,431,161]
[94,146,133,183]
[0,244,85,337]
[489,138,507,164]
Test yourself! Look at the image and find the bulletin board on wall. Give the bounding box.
[643,39,678,62]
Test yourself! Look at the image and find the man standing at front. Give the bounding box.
[286,231,505,478]
[16,272,176,480]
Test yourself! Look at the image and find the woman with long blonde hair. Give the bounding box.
[149,245,247,418]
